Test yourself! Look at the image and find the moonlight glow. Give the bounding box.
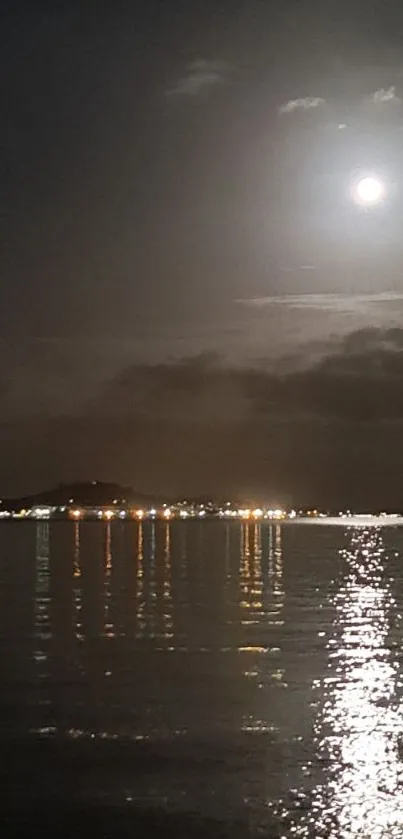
[354,176,385,206]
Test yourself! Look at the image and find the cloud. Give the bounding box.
[80,328,403,507]
[166,60,233,97]
[341,325,403,354]
[278,85,401,123]
[86,328,403,426]
[4,330,403,506]
[278,96,325,115]
[235,292,403,315]
[239,327,403,423]
[88,352,250,424]
[371,85,401,104]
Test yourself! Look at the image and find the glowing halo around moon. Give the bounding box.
[352,175,386,206]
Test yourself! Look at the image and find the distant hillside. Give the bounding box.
[3,481,167,510]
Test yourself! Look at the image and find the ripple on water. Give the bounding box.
[1,521,403,837]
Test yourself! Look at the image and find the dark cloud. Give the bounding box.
[341,325,403,353]
[81,328,403,508]
[89,352,249,423]
[1,329,403,508]
[88,328,403,424]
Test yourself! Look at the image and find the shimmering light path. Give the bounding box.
[1,521,403,837]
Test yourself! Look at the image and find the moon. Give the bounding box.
[354,176,385,206]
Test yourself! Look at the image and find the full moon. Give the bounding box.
[354,176,385,206]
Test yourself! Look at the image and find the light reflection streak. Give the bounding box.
[223,522,238,633]
[268,524,274,581]
[172,524,189,645]
[163,522,173,641]
[253,523,263,610]
[103,522,114,638]
[239,523,284,633]
[223,522,231,610]
[136,521,145,636]
[241,524,285,733]
[180,524,188,593]
[148,520,156,637]
[30,725,191,743]
[263,524,284,630]
[274,524,283,600]
[34,521,50,668]
[295,527,403,838]
[239,522,253,620]
[73,520,83,641]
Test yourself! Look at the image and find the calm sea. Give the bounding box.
[2,520,403,838]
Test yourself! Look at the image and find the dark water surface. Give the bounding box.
[2,521,403,837]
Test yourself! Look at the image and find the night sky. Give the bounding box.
[3,0,403,506]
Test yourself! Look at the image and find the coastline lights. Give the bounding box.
[252,508,263,519]
[32,507,52,519]
[136,509,144,520]
[266,508,286,520]
[163,508,172,519]
[70,509,82,520]
[104,509,114,520]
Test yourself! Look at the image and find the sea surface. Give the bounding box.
[2,520,403,837]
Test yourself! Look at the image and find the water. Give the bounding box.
[1,520,403,837]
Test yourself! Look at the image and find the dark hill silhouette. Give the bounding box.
[3,481,167,511]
